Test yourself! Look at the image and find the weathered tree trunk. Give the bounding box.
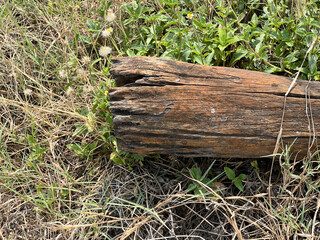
[109,56,320,158]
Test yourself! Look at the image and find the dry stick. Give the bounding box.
[305,78,317,155]
[168,209,177,239]
[268,36,319,205]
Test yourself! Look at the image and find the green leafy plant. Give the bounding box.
[224,167,246,192]
[116,0,320,78]
[187,167,214,196]
[187,162,223,199]
[27,135,47,162]
[67,142,98,160]
[25,119,48,168]
[251,160,259,171]
[35,183,57,211]
[110,149,144,170]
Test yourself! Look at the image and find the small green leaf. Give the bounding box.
[193,19,204,29]
[205,51,214,65]
[187,183,197,192]
[189,168,202,180]
[264,66,278,73]
[237,173,247,181]
[251,160,259,170]
[275,44,282,57]
[193,55,203,65]
[27,134,36,145]
[224,167,235,180]
[67,144,81,155]
[308,54,318,75]
[86,142,98,152]
[72,125,87,137]
[194,43,202,55]
[76,109,89,117]
[182,49,191,61]
[251,13,259,26]
[280,29,290,41]
[284,53,298,63]
[218,28,227,45]
[233,179,244,192]
[110,152,124,165]
[230,48,248,66]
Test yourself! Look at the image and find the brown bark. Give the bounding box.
[109,56,320,158]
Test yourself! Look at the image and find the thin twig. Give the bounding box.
[305,78,317,156]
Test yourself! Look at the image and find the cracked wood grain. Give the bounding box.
[109,56,320,158]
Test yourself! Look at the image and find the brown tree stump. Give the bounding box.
[108,56,320,158]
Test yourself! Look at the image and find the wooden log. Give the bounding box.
[109,56,320,158]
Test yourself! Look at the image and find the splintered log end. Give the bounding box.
[109,56,320,158]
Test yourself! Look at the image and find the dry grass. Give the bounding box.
[1,0,320,239]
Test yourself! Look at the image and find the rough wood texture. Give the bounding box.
[109,56,320,158]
